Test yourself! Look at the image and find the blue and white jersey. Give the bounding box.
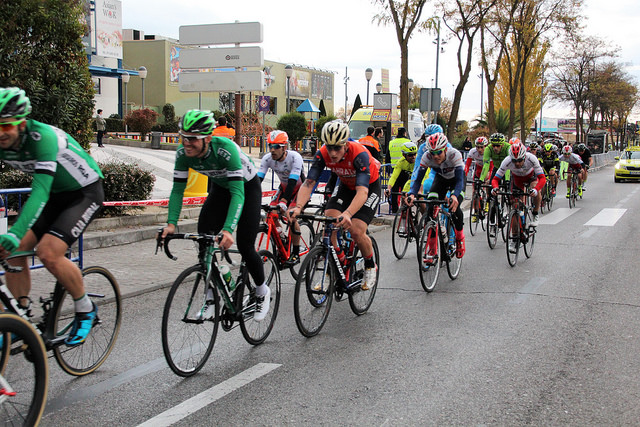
[257,150,304,185]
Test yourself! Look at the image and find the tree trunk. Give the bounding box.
[400,40,409,128]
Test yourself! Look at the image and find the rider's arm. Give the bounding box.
[8,172,54,241]
[280,153,303,204]
[410,165,427,195]
[410,143,427,189]
[422,168,435,194]
[167,152,189,225]
[221,149,246,234]
[464,156,473,175]
[387,162,402,189]
[256,153,270,183]
[297,150,326,208]
[452,166,466,201]
[479,148,492,181]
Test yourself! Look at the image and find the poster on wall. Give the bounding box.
[289,70,310,98]
[96,0,122,59]
[170,46,181,83]
[311,73,332,100]
[381,68,390,93]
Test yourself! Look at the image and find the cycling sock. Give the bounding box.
[292,245,300,256]
[256,282,269,296]
[74,293,93,313]
[532,210,538,216]
[364,254,375,269]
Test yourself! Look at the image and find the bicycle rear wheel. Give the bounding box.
[418,220,440,292]
[161,264,218,377]
[348,236,380,315]
[289,221,315,280]
[0,313,48,427]
[486,201,498,249]
[392,208,410,259]
[53,266,122,376]
[506,210,520,267]
[523,211,536,258]
[293,246,335,337]
[446,222,462,280]
[240,250,281,345]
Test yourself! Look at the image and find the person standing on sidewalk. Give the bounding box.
[96,109,106,147]
[358,126,381,161]
[212,116,236,139]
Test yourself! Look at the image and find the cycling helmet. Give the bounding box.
[562,145,572,155]
[529,141,538,150]
[267,130,288,145]
[475,136,488,147]
[544,143,554,152]
[509,137,521,145]
[576,143,586,151]
[401,141,418,155]
[490,133,506,144]
[180,110,215,135]
[321,120,350,146]
[509,142,527,161]
[428,132,448,151]
[424,124,443,136]
[0,87,31,119]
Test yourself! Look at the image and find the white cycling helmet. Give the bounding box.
[321,121,350,146]
[427,132,448,151]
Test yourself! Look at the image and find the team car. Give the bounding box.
[614,146,640,182]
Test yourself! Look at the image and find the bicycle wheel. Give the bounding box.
[523,212,536,258]
[418,220,440,292]
[478,190,487,231]
[0,313,48,427]
[547,187,554,211]
[469,192,480,236]
[289,221,315,280]
[392,208,410,259]
[506,210,520,267]
[161,264,218,377]
[348,236,380,315]
[500,198,509,243]
[446,221,462,280]
[53,266,121,376]
[293,246,335,337]
[486,200,498,249]
[240,250,281,345]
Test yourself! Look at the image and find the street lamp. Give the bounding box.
[365,68,373,105]
[138,66,147,109]
[122,71,130,136]
[376,82,382,94]
[285,64,293,113]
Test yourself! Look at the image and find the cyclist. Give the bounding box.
[159,110,271,321]
[0,87,104,346]
[538,142,560,196]
[528,141,540,156]
[465,136,492,222]
[491,141,546,231]
[480,133,511,183]
[385,141,418,213]
[558,145,585,198]
[358,126,381,161]
[410,123,443,194]
[291,121,381,290]
[407,132,466,259]
[575,143,593,190]
[257,130,305,264]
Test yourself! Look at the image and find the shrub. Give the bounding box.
[314,115,338,139]
[125,109,159,141]
[0,169,33,212]
[276,113,307,147]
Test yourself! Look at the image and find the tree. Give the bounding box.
[0,0,95,149]
[125,109,159,141]
[372,0,432,128]
[276,113,307,146]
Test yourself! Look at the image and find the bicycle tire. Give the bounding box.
[348,236,380,315]
[161,264,218,377]
[240,250,281,345]
[392,208,410,259]
[547,188,554,211]
[523,212,536,258]
[469,192,480,236]
[418,220,440,292]
[506,210,520,267]
[446,220,462,280]
[0,313,48,427]
[53,266,121,376]
[500,197,509,243]
[293,246,335,337]
[486,201,498,249]
[289,221,315,280]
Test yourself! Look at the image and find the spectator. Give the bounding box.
[212,116,236,139]
[96,109,106,147]
[358,126,381,161]
[461,136,472,160]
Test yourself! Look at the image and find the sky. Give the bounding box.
[121,0,640,123]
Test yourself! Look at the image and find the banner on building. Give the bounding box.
[289,70,310,98]
[311,73,332,100]
[381,68,390,93]
[96,0,122,59]
[258,96,271,113]
[170,46,181,83]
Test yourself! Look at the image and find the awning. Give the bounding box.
[296,99,321,113]
[89,65,140,78]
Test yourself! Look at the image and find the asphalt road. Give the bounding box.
[30,165,640,425]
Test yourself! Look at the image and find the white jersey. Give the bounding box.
[467,147,484,168]
[559,153,584,166]
[419,146,464,180]
[257,150,304,185]
[496,152,544,178]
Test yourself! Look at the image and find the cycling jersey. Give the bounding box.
[168,137,257,233]
[465,147,491,179]
[0,119,104,241]
[559,153,584,169]
[492,152,546,192]
[480,142,510,181]
[307,142,380,190]
[538,153,560,173]
[258,150,305,205]
[387,157,414,189]
[410,146,465,200]
[577,148,592,166]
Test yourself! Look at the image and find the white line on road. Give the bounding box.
[538,208,580,225]
[584,208,627,227]
[512,277,547,304]
[137,363,281,427]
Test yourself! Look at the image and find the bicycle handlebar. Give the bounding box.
[155,230,233,264]
[0,258,22,274]
[294,213,338,223]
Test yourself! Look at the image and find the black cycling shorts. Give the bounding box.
[325,179,381,224]
[31,180,104,246]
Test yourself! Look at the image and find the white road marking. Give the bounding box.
[538,208,580,225]
[580,227,599,239]
[584,208,627,226]
[137,363,281,427]
[512,277,547,304]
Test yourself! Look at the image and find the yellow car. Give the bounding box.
[614,147,640,182]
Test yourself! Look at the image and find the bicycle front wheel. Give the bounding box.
[348,236,380,315]
[446,223,462,280]
[523,212,536,258]
[289,220,315,280]
[486,201,498,249]
[392,208,410,259]
[0,313,48,427]
[53,266,122,376]
[418,220,440,292]
[293,246,335,337]
[161,265,218,377]
[240,250,281,345]
[469,193,480,236]
[506,210,520,267]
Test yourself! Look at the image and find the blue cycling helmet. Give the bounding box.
[424,124,443,136]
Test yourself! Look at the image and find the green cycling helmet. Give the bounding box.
[490,132,506,144]
[544,143,554,152]
[401,141,417,154]
[0,87,32,119]
[180,110,215,135]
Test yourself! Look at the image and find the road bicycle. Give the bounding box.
[0,311,48,426]
[416,199,463,292]
[486,180,512,249]
[256,204,315,280]
[540,175,555,213]
[0,253,121,377]
[567,169,582,209]
[158,233,280,377]
[292,214,379,337]
[469,179,490,236]
[504,187,537,267]
[390,192,421,260]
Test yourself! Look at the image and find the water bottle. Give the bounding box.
[440,217,448,243]
[276,224,286,242]
[219,264,236,291]
[520,210,526,226]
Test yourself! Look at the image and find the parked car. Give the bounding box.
[614,146,640,182]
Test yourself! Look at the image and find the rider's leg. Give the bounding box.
[5,230,37,307]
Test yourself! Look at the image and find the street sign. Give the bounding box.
[180,46,263,69]
[419,88,442,112]
[179,22,263,45]
[179,70,265,92]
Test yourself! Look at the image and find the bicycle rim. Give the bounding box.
[53,266,122,376]
[392,209,410,259]
[523,213,536,258]
[418,221,440,292]
[240,250,281,345]
[289,221,315,280]
[469,195,479,236]
[506,211,520,267]
[293,247,334,337]
[487,203,498,249]
[0,313,48,427]
[161,265,218,377]
[446,223,462,280]
[348,237,379,315]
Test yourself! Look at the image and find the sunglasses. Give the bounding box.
[430,149,445,156]
[180,132,207,142]
[269,143,285,150]
[513,158,525,163]
[326,145,344,152]
[0,119,24,131]
[405,153,417,157]
[491,144,502,147]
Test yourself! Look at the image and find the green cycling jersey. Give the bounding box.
[480,141,510,181]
